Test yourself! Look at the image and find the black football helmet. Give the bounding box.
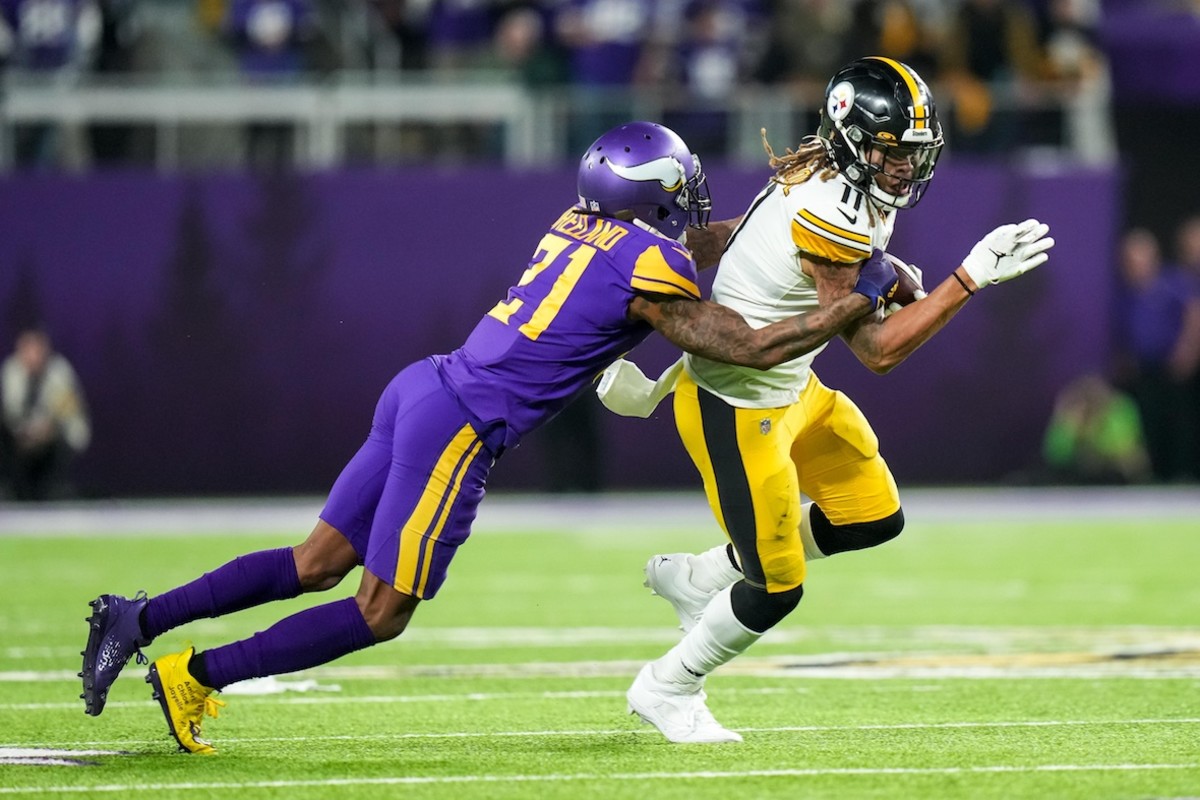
[817,57,943,210]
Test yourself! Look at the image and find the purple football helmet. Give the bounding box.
[577,121,711,241]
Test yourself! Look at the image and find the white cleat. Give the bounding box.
[626,663,742,744]
[644,553,715,633]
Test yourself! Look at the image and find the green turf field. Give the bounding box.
[1,491,1198,799]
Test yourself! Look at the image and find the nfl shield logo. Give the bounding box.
[760,418,771,435]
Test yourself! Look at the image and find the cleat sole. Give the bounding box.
[147,665,189,754]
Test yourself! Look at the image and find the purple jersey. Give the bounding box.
[435,207,700,451]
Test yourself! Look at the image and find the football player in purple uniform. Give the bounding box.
[78,121,902,754]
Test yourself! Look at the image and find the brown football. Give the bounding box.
[885,252,924,307]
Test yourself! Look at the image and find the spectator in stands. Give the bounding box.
[0,327,91,500]
[0,0,101,169]
[1113,227,1200,482]
[839,0,941,81]
[361,0,430,72]
[552,0,675,154]
[938,0,1043,154]
[425,0,494,73]
[223,0,318,170]
[664,0,765,156]
[1036,0,1114,163]
[1041,373,1149,485]
[422,0,504,159]
[88,0,152,165]
[1171,213,1200,479]
[750,0,845,88]
[491,3,567,87]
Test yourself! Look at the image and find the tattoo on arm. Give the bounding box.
[630,293,872,370]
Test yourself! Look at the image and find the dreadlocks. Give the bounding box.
[761,129,835,189]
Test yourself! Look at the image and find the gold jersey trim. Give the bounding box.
[631,245,700,299]
[791,209,872,263]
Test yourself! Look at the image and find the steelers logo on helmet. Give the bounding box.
[827,81,855,122]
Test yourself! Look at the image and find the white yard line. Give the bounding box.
[5,625,1200,659]
[8,717,1200,750]
[0,762,1198,794]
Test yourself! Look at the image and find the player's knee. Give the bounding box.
[293,526,359,592]
[730,581,804,634]
[355,585,421,642]
[296,562,348,592]
[812,507,904,556]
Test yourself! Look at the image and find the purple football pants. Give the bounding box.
[321,358,494,600]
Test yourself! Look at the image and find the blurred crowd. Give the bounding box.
[1107,217,1200,483]
[1041,214,1200,486]
[0,0,1118,169]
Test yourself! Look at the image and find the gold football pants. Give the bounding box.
[674,369,900,592]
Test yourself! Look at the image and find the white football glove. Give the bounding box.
[961,219,1055,289]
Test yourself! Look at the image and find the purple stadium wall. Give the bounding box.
[0,163,1120,496]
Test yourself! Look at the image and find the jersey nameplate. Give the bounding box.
[552,210,630,252]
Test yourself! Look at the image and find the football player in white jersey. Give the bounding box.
[607,57,1056,743]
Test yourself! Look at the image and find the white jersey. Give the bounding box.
[687,169,896,408]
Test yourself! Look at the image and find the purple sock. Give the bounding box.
[142,548,302,641]
[199,597,376,690]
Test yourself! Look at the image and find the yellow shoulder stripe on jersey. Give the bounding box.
[796,209,871,245]
[791,221,871,263]
[631,245,700,299]
[865,56,929,130]
[791,212,871,263]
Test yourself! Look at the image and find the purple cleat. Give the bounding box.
[79,592,150,716]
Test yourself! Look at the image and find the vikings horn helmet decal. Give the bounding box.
[578,121,711,240]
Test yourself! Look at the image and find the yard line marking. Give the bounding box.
[10,717,1200,750]
[0,747,125,766]
[8,625,1200,654]
[1,763,1198,794]
[7,650,1200,685]
[1,686,802,712]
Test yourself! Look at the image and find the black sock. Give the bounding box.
[188,652,212,688]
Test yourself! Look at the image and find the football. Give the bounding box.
[885,252,926,308]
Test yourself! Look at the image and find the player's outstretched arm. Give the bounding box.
[841,219,1055,374]
[686,216,744,271]
[630,293,873,370]
[629,253,897,370]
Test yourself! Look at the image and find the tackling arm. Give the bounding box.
[629,292,873,370]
